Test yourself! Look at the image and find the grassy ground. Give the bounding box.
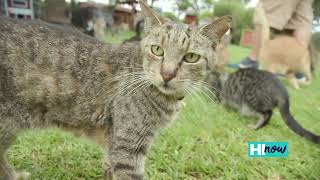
[7,32,320,179]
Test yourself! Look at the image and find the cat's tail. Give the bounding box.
[279,99,320,144]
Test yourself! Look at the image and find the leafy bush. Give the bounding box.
[199,11,213,21]
[163,12,180,22]
[214,1,254,44]
[312,32,320,51]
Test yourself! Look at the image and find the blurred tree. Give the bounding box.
[149,0,158,7]
[177,0,214,15]
[199,10,212,20]
[314,0,320,21]
[214,0,254,44]
[70,0,76,9]
[163,12,179,21]
[33,0,44,18]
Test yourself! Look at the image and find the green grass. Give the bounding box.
[7,36,320,179]
[104,31,135,45]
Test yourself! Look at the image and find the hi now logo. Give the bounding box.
[248,142,288,158]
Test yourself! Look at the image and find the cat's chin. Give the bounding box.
[156,84,184,98]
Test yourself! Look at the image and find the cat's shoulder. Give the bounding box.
[110,42,142,66]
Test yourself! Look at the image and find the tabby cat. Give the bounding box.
[207,68,320,144]
[0,0,231,179]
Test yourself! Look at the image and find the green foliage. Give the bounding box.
[177,0,192,11]
[163,12,180,22]
[104,31,136,44]
[177,0,214,14]
[199,11,213,21]
[312,32,320,48]
[33,0,43,18]
[314,0,320,19]
[214,0,254,44]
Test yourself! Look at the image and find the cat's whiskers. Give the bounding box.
[180,84,208,120]
[111,72,152,100]
[191,81,219,104]
[127,76,152,97]
[188,79,226,101]
[102,71,147,85]
[115,77,146,97]
[108,68,153,99]
[97,71,147,96]
[181,79,219,105]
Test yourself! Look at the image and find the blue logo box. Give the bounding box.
[248,142,288,158]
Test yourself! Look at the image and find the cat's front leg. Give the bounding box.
[108,132,150,180]
[107,115,154,180]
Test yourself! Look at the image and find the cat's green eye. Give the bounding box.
[183,53,201,63]
[151,45,164,57]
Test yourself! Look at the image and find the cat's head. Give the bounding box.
[139,0,231,97]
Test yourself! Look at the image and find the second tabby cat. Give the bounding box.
[207,68,320,144]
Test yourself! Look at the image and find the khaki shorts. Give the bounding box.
[254,0,313,31]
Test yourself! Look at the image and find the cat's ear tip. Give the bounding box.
[224,15,232,20]
[221,15,233,24]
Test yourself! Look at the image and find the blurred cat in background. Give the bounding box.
[208,68,320,144]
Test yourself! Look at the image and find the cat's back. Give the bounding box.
[0,15,104,64]
[227,68,287,96]
[224,68,288,111]
[0,16,116,108]
[0,15,97,43]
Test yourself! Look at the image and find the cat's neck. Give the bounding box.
[142,85,182,112]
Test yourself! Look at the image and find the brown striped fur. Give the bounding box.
[0,0,231,179]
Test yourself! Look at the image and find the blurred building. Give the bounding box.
[113,6,133,27]
[41,0,70,24]
[0,0,34,19]
[184,7,197,26]
[240,29,254,47]
[71,1,137,31]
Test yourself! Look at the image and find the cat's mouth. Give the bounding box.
[157,82,182,96]
[158,82,175,92]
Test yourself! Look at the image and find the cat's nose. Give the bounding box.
[161,72,175,82]
[160,68,178,82]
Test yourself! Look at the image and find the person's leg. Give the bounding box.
[237,0,296,68]
[285,0,314,79]
[237,3,265,68]
[285,0,313,48]
[248,25,262,61]
[237,25,261,68]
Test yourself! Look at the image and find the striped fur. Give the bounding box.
[0,2,232,179]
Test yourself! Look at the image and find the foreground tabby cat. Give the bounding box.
[0,0,231,179]
[207,68,320,144]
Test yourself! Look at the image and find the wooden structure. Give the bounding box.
[1,0,34,19]
[114,0,138,29]
[113,6,133,26]
[42,0,70,24]
[240,29,254,47]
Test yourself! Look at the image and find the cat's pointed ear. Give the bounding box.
[139,0,166,33]
[200,15,232,41]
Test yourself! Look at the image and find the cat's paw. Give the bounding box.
[13,171,31,180]
[103,167,113,180]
